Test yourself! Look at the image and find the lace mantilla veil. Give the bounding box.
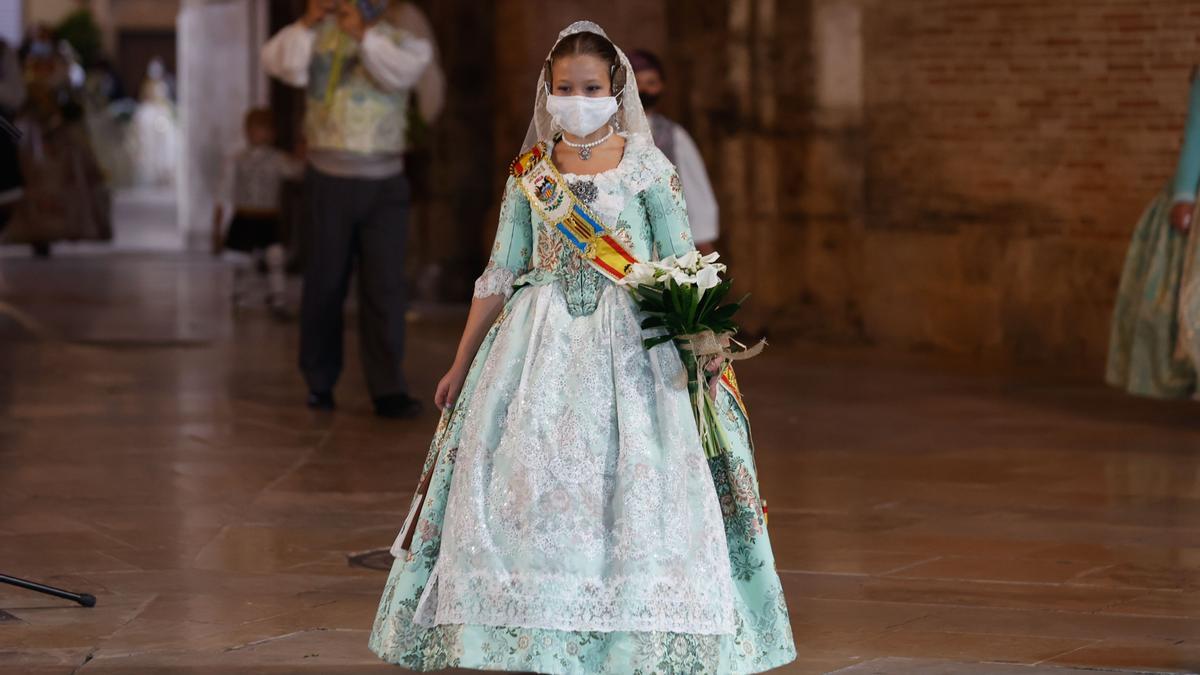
[520,20,652,152]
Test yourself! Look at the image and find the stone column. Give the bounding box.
[798,0,866,340]
[665,0,865,340]
[407,0,498,301]
[176,0,268,250]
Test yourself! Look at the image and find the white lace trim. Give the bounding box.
[473,267,517,299]
[554,134,672,227]
[415,567,736,635]
[618,133,675,195]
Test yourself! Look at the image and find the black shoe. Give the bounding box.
[374,393,422,419]
[306,391,335,411]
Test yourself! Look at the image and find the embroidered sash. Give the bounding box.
[509,141,750,420]
[510,142,639,283]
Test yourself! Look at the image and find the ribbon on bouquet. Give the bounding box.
[678,330,768,365]
[678,330,766,419]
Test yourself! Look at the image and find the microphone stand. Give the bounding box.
[0,574,96,607]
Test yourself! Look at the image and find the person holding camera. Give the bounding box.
[262,0,435,418]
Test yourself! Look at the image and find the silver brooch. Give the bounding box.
[568,179,599,205]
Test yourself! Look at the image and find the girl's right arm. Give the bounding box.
[435,176,533,411]
[434,294,505,410]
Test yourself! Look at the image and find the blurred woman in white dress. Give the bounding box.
[128,58,179,187]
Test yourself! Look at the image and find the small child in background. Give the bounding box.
[213,108,303,318]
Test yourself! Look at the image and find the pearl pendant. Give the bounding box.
[579,146,592,160]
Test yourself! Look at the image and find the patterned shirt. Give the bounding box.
[219,145,303,213]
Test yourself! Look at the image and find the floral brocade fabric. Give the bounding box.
[1106,189,1199,398]
[370,133,796,674]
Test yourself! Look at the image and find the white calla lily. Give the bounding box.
[669,269,695,286]
[676,250,702,271]
[695,265,722,292]
[618,262,659,287]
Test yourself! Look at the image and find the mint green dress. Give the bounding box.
[1107,74,1200,398]
[368,134,796,673]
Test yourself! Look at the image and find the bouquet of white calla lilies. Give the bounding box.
[620,251,729,297]
[619,249,765,458]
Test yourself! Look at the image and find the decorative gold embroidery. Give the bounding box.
[612,227,635,252]
[535,228,565,272]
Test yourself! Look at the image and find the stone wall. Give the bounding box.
[664,0,848,342]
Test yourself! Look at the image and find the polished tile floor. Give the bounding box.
[1,252,1198,674]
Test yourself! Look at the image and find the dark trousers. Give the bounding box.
[300,168,410,399]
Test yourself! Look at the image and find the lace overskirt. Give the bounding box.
[369,283,797,674]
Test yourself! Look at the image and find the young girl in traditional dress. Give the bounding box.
[369,21,796,673]
[1108,66,1200,398]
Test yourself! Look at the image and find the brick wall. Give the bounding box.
[857,0,1200,365]
[665,0,1200,369]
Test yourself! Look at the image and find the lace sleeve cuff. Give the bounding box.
[473,267,517,300]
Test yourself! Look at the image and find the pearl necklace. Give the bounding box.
[559,126,614,160]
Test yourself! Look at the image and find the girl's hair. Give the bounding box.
[547,31,625,93]
[550,31,618,69]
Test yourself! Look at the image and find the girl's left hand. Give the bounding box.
[704,356,725,399]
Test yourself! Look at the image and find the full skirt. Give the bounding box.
[1106,190,1198,398]
[2,120,111,246]
[369,282,796,674]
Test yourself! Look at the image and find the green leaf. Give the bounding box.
[684,285,700,328]
[638,286,666,301]
[709,280,733,306]
[642,335,673,349]
[667,280,684,319]
[637,299,664,314]
[711,304,740,322]
[640,316,666,330]
[695,280,729,323]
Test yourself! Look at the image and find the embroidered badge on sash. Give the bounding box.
[512,142,638,284]
[533,175,564,210]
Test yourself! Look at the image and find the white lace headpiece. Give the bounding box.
[521,20,651,152]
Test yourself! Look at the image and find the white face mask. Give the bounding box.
[546,95,618,138]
